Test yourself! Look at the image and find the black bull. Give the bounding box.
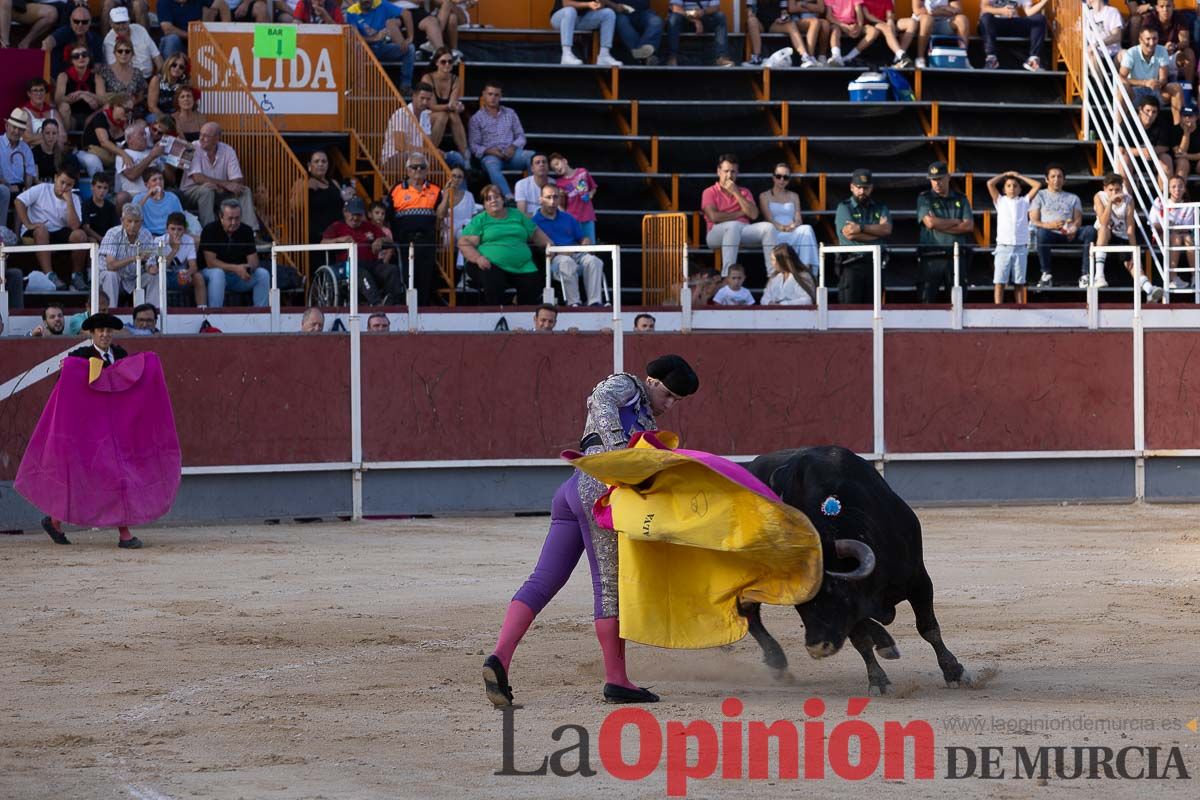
[739,446,970,695]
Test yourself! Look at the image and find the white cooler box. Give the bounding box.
[848,73,889,102]
[928,36,968,69]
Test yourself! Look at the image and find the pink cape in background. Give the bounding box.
[15,352,182,527]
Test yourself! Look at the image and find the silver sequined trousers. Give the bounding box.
[578,444,620,618]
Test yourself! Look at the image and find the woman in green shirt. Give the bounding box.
[458,183,552,305]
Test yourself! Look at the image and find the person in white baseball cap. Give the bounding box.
[103,4,161,78]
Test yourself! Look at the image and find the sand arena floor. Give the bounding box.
[1,504,1199,799]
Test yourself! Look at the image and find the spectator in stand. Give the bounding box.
[20,79,63,149]
[368,200,388,229]
[633,312,656,330]
[916,160,973,303]
[743,1,818,68]
[701,153,776,277]
[1150,174,1194,290]
[1029,163,1092,289]
[293,0,345,23]
[103,7,161,79]
[97,202,157,308]
[291,149,345,244]
[861,0,918,69]
[1083,0,1123,60]
[300,307,325,332]
[172,83,205,142]
[468,81,532,203]
[421,48,470,167]
[713,262,755,305]
[389,153,445,306]
[532,304,558,331]
[182,122,260,233]
[759,163,818,276]
[31,120,78,184]
[551,1,623,67]
[98,32,148,121]
[133,167,183,236]
[1123,94,1173,177]
[458,183,552,306]
[825,0,880,66]
[77,92,131,176]
[368,312,391,331]
[322,197,405,306]
[514,153,553,217]
[55,46,103,130]
[762,244,815,305]
[1091,172,1162,299]
[1,1,57,49]
[225,0,268,23]
[1172,105,1200,175]
[911,0,969,68]
[665,1,733,67]
[1143,0,1194,87]
[158,0,225,59]
[615,0,663,64]
[198,198,269,307]
[102,0,151,33]
[81,170,117,248]
[534,183,605,306]
[148,53,191,121]
[44,7,105,76]
[550,152,599,243]
[114,119,166,207]
[443,164,477,267]
[15,163,87,290]
[987,170,1040,305]
[29,303,66,337]
[2,109,36,228]
[979,0,1047,71]
[347,0,416,93]
[381,83,464,172]
[834,168,891,303]
[130,302,159,334]
[157,210,206,306]
[64,290,111,335]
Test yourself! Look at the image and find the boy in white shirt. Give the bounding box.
[155,211,206,307]
[713,262,756,305]
[987,169,1041,305]
[1092,172,1163,300]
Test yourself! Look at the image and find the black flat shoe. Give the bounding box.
[603,683,660,704]
[118,537,143,549]
[41,517,70,545]
[483,654,513,708]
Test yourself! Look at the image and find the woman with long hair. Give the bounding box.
[762,243,816,305]
[421,46,470,165]
[148,53,191,119]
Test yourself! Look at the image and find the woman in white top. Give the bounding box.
[1150,174,1196,289]
[758,163,819,277]
[761,244,816,306]
[442,164,478,267]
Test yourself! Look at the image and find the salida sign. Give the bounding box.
[188,22,344,131]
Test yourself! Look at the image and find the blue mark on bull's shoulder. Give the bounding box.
[821,496,842,517]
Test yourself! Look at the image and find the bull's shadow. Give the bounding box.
[740,446,971,696]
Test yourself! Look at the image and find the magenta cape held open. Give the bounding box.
[15,352,182,527]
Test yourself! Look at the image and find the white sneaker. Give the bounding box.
[915,57,927,69]
[561,51,583,66]
[828,54,845,67]
[1094,274,1108,288]
[1148,285,1164,302]
[631,44,655,60]
[1079,275,1091,288]
[596,52,623,67]
[1169,278,1191,290]
[800,56,818,69]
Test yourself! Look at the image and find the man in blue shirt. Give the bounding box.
[158,0,217,59]
[532,184,604,306]
[347,0,416,92]
[2,109,37,233]
[43,6,106,76]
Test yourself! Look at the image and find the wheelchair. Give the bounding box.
[307,259,348,307]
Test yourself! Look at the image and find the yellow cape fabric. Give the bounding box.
[570,435,824,649]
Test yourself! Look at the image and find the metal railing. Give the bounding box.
[640,212,688,306]
[188,23,309,279]
[1078,7,1167,288]
[344,28,457,303]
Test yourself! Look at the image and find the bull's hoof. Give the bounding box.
[868,682,891,696]
[770,668,796,685]
[946,669,973,689]
[762,650,788,672]
[806,642,839,660]
[876,644,901,660]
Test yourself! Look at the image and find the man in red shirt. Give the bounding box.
[321,198,405,305]
[700,153,777,277]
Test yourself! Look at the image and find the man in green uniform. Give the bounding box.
[834,168,893,304]
[916,161,974,303]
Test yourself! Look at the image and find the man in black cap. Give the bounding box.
[484,353,699,708]
[71,312,127,365]
[916,161,974,303]
[833,169,893,304]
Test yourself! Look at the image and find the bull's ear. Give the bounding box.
[768,463,794,497]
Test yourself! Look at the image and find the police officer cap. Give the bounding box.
[646,354,699,397]
[850,168,873,186]
[81,313,124,332]
[928,161,949,177]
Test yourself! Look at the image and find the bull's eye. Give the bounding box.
[821,496,842,516]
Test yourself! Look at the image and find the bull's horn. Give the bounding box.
[825,539,876,581]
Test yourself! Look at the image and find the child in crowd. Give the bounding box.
[713,263,756,305]
[156,211,206,308]
[549,152,598,243]
[1149,174,1193,290]
[987,170,1041,305]
[77,171,118,291]
[368,200,389,230]
[825,0,879,66]
[1091,173,1161,299]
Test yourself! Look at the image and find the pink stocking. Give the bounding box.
[595,617,637,689]
[491,600,536,671]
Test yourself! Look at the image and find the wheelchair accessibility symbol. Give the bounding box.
[259,94,275,112]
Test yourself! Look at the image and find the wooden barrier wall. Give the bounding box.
[4,329,1195,481]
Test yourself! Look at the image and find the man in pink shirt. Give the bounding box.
[701,153,776,277]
